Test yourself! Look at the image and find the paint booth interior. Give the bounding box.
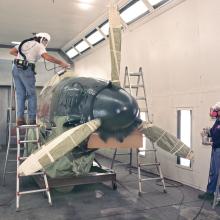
[0,0,220,219]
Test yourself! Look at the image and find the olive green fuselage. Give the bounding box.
[38,77,141,141]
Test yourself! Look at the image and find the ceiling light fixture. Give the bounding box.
[120,0,149,23]
[79,0,94,3]
[11,41,21,45]
[75,40,90,53]
[100,22,109,36]
[66,48,79,59]
[148,0,165,6]
[78,2,92,10]
[86,30,104,45]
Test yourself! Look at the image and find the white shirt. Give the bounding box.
[15,41,47,63]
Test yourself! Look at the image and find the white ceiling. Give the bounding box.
[0,0,122,48]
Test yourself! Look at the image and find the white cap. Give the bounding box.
[36,32,51,42]
[212,102,220,111]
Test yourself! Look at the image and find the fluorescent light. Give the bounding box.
[120,0,148,23]
[78,3,92,10]
[100,22,109,36]
[148,0,165,6]
[66,48,78,59]
[11,41,21,45]
[75,40,90,53]
[86,30,104,45]
[80,0,95,2]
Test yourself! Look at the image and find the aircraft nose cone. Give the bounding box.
[93,87,139,131]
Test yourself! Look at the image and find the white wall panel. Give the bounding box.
[74,45,111,79]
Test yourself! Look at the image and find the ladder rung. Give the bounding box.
[115,153,131,156]
[6,171,16,174]
[139,108,148,112]
[10,107,28,111]
[19,157,28,160]
[19,140,38,144]
[18,188,48,195]
[136,97,146,100]
[124,84,144,88]
[19,171,45,177]
[9,148,18,151]
[114,162,131,167]
[8,136,18,140]
[8,159,17,162]
[128,73,141,76]
[17,125,39,128]
[140,177,162,181]
[9,123,17,127]
[9,107,16,111]
[9,147,24,151]
[10,136,25,140]
[139,162,160,166]
[138,149,156,152]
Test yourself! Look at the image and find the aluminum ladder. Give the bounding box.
[112,66,166,195]
[212,169,220,208]
[111,66,148,173]
[2,78,52,210]
[2,79,19,185]
[2,78,25,185]
[16,124,52,211]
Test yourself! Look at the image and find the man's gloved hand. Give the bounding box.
[57,62,71,76]
[60,62,70,69]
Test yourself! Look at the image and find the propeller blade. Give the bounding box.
[139,121,194,160]
[18,119,101,176]
[109,1,122,86]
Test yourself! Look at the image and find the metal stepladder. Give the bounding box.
[2,78,52,210]
[111,66,166,195]
[212,169,220,209]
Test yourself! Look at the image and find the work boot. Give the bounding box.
[211,200,220,206]
[198,192,214,200]
[16,117,26,126]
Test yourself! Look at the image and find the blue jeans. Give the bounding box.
[207,148,220,193]
[12,65,36,121]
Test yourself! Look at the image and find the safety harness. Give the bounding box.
[14,37,36,73]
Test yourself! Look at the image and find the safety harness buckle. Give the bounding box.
[14,59,29,70]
